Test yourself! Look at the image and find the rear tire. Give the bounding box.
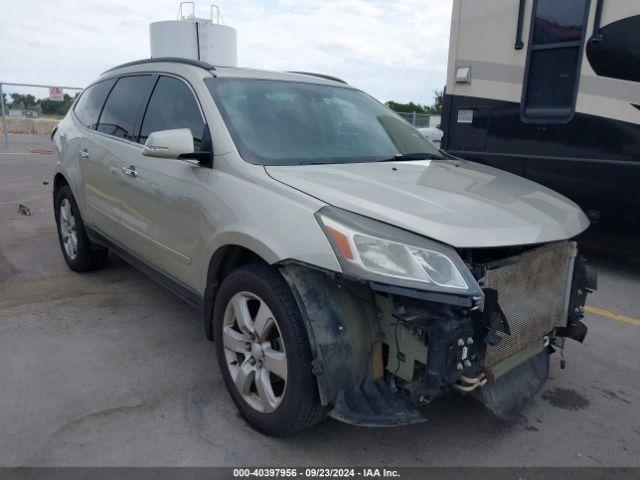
[213,264,326,436]
[54,185,108,272]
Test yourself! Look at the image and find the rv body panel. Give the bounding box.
[443,0,640,221]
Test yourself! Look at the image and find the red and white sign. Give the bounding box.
[49,86,64,102]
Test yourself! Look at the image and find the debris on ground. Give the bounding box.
[17,204,32,216]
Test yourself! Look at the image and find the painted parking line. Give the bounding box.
[586,305,640,327]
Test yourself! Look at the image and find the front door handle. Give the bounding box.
[121,165,138,178]
[79,149,90,159]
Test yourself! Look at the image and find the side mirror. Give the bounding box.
[143,129,195,159]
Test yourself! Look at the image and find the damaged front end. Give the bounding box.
[281,216,596,426]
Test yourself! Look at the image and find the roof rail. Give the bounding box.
[286,71,348,84]
[102,57,217,75]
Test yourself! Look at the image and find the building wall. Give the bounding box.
[0,117,59,135]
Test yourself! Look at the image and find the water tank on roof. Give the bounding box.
[150,2,237,67]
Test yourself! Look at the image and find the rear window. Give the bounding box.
[73,79,115,128]
[96,75,155,142]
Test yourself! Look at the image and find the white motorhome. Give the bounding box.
[441,0,640,222]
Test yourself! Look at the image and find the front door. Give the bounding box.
[111,75,210,290]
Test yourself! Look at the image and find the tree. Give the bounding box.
[431,90,443,115]
[15,91,79,117]
[386,90,443,115]
[385,100,430,114]
[10,93,37,108]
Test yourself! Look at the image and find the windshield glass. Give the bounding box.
[205,78,443,166]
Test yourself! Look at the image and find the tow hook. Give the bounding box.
[453,373,488,393]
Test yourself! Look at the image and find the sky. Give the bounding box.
[0,0,453,106]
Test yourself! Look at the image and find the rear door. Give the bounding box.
[113,74,210,289]
[88,75,157,243]
[71,78,117,235]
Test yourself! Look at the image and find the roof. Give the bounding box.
[102,58,350,86]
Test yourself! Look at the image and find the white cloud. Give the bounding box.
[0,0,453,105]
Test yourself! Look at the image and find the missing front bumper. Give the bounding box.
[475,349,550,420]
[281,240,595,427]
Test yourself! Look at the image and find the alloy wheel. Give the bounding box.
[59,198,78,260]
[222,292,288,413]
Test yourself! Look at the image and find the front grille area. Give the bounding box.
[483,241,576,368]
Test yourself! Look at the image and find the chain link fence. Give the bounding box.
[396,112,442,129]
[1,82,83,147]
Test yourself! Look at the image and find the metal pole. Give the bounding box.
[0,82,83,90]
[0,82,8,149]
[412,111,417,126]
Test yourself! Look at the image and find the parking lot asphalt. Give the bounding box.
[1,134,639,467]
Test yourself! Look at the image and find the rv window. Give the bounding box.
[527,48,581,110]
[522,0,590,123]
[532,0,589,44]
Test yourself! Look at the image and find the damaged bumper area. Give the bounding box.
[281,240,597,426]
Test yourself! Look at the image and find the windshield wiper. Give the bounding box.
[379,153,445,162]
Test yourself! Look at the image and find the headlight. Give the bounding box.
[316,207,481,296]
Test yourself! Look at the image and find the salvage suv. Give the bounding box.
[52,58,596,436]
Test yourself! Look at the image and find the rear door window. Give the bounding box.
[96,75,155,142]
[73,79,115,129]
[521,0,590,123]
[139,76,206,150]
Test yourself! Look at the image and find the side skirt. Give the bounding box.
[86,225,204,311]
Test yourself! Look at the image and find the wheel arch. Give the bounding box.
[53,170,89,220]
[53,172,70,204]
[203,243,271,341]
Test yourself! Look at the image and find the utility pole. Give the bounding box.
[0,82,8,149]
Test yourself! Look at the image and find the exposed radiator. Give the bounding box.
[483,242,577,369]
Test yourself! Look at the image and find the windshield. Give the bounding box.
[205,78,443,166]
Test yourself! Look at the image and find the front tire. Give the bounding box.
[54,185,108,272]
[213,264,326,436]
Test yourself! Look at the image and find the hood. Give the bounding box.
[265,159,590,248]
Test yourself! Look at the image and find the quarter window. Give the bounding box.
[139,76,205,149]
[73,79,115,129]
[522,0,590,122]
[96,75,155,141]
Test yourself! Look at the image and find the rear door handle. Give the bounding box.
[121,165,138,178]
[79,149,90,159]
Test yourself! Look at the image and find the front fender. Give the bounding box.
[280,263,380,405]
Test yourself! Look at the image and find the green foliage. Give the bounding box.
[11,93,37,108]
[40,93,77,116]
[385,100,428,114]
[386,90,443,115]
[432,90,443,114]
[8,92,79,117]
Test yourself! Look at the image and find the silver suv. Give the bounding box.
[53,58,596,436]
